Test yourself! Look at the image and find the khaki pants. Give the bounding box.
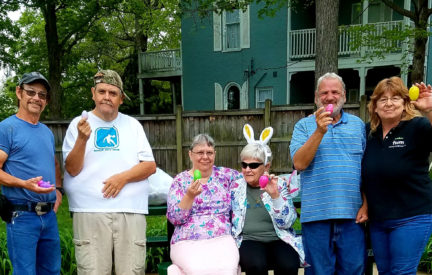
[73,212,147,275]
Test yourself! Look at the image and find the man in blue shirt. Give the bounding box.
[0,72,62,274]
[290,72,367,275]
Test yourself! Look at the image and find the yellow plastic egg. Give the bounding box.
[409,85,419,101]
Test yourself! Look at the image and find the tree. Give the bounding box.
[0,78,18,121]
[1,0,181,118]
[315,0,339,84]
[1,0,122,119]
[0,2,20,68]
[380,0,432,83]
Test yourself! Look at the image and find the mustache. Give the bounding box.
[28,101,42,106]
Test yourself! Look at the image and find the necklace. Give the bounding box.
[246,186,263,208]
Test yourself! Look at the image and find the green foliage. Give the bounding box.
[0,1,21,68]
[146,216,169,272]
[419,169,432,272]
[0,202,169,274]
[419,237,432,273]
[58,229,77,275]
[0,232,12,275]
[341,22,425,73]
[0,0,181,118]
[180,0,304,18]
[0,78,18,121]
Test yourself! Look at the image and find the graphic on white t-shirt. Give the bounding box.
[95,127,119,150]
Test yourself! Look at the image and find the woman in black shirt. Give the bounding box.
[362,77,432,274]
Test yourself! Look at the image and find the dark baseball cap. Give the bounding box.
[18,72,51,91]
[93,69,131,100]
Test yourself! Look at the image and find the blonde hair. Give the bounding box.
[368,76,420,133]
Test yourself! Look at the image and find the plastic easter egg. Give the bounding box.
[259,175,269,188]
[193,170,202,181]
[325,104,334,114]
[81,110,88,119]
[409,86,419,101]
[38,180,51,188]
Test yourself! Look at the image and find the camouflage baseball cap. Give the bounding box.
[19,72,51,91]
[93,70,131,100]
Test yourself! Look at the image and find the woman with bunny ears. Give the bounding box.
[231,124,306,275]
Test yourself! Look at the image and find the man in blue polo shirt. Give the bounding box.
[0,72,62,274]
[290,72,367,275]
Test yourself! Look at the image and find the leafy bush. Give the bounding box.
[419,168,432,272]
[419,238,432,273]
[0,232,12,275]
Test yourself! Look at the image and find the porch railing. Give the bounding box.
[139,49,182,73]
[290,20,404,59]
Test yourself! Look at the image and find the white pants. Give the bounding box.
[168,235,240,275]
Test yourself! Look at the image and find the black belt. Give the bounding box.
[12,202,54,215]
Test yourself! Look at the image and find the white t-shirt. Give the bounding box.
[62,111,155,214]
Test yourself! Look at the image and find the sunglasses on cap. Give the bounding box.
[241,162,263,169]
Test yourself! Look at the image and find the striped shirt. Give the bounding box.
[290,111,366,223]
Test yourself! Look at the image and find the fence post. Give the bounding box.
[176,105,183,173]
[264,99,272,127]
[359,95,367,122]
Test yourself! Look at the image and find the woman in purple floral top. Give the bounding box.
[166,134,242,275]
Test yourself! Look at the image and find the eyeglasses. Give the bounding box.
[241,162,263,169]
[21,88,48,100]
[191,150,215,157]
[377,96,402,105]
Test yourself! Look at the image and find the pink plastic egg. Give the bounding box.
[259,176,269,188]
[325,104,334,114]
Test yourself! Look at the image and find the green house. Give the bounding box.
[137,0,431,113]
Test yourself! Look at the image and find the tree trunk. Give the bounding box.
[411,6,429,83]
[42,1,63,119]
[315,0,339,85]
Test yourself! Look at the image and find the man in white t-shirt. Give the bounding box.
[62,70,156,275]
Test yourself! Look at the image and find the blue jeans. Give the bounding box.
[302,219,366,275]
[6,210,61,275]
[370,214,432,275]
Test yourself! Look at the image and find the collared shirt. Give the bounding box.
[362,117,432,220]
[290,110,366,223]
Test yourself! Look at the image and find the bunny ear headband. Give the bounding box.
[243,124,274,165]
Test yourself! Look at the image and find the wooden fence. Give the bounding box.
[45,98,368,177]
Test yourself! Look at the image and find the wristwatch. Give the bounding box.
[56,187,65,196]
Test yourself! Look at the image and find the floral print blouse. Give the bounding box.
[231,171,307,267]
[167,166,242,244]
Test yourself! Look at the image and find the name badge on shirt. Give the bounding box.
[388,136,406,149]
